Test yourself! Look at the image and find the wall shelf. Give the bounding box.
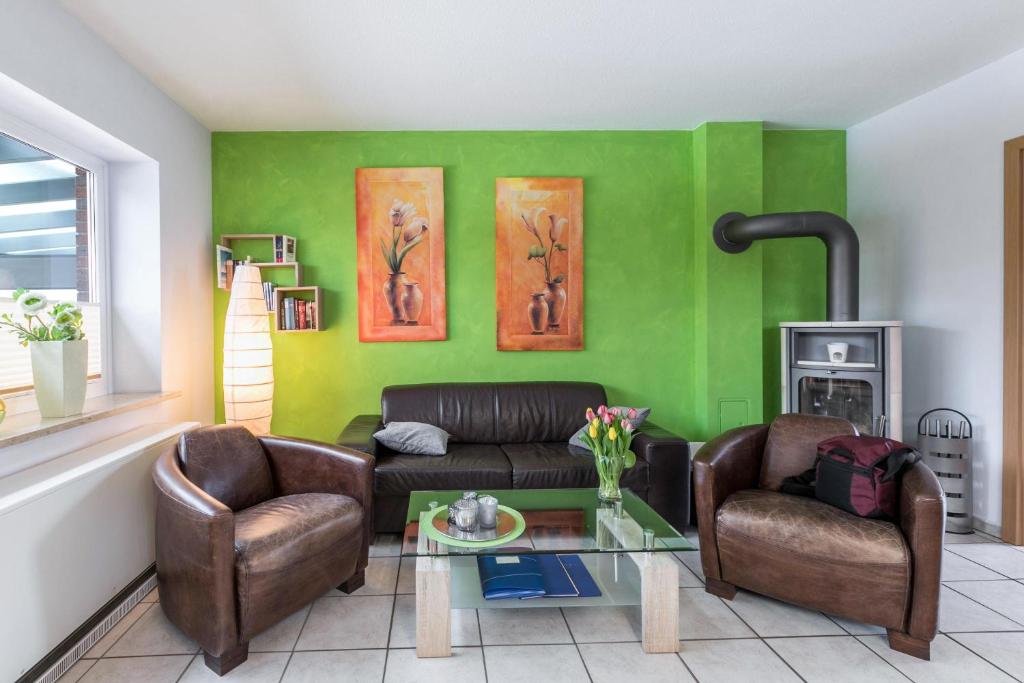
[274,286,323,333]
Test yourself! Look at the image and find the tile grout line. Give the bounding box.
[172,654,196,683]
[847,633,915,681]
[379,557,402,683]
[477,609,489,683]
[944,547,1017,580]
[942,582,1024,629]
[943,633,1024,683]
[278,599,317,683]
[714,592,807,682]
[558,606,594,683]
[89,600,157,661]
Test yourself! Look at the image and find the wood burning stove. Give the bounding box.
[780,321,902,439]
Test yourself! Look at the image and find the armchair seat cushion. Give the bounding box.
[373,443,512,495]
[234,493,363,639]
[501,442,650,494]
[715,489,910,628]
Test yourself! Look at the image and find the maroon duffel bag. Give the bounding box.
[781,435,920,520]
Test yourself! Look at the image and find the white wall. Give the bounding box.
[849,47,1024,532]
[0,0,213,427]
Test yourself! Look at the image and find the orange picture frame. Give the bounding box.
[496,177,584,351]
[355,167,447,342]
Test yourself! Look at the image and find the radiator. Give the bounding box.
[0,421,197,683]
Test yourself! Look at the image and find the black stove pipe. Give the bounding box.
[712,211,859,321]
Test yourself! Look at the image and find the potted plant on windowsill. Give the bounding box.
[0,289,87,418]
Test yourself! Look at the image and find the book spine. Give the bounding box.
[274,235,282,263]
[310,300,317,329]
[298,299,307,329]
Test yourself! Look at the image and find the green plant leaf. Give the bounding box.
[624,450,636,468]
[395,234,424,270]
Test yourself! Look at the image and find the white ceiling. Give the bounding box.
[59,0,1024,131]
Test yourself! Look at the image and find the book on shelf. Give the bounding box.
[273,235,297,264]
[476,553,601,601]
[278,295,317,330]
[262,282,276,311]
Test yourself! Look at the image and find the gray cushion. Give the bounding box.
[568,407,651,450]
[374,421,450,456]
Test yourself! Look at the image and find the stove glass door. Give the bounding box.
[796,373,880,435]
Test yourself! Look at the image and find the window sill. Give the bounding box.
[0,391,181,449]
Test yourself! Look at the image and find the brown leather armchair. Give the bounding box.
[153,425,373,676]
[694,414,944,660]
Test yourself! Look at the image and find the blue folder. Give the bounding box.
[478,553,601,600]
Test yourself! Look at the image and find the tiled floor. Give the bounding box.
[58,529,1024,682]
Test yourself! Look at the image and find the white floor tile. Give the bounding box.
[281,650,386,683]
[396,557,416,594]
[767,636,905,682]
[673,555,704,587]
[679,638,799,682]
[78,655,192,683]
[826,614,887,635]
[369,534,402,557]
[294,596,393,650]
[388,594,480,648]
[105,604,198,657]
[939,585,1023,632]
[82,602,154,658]
[679,587,754,639]
[860,633,1015,683]
[942,550,1006,581]
[676,551,705,582]
[478,606,572,645]
[949,632,1024,680]
[325,557,400,596]
[179,652,290,682]
[249,606,310,652]
[944,531,1001,545]
[946,545,1024,578]
[563,605,642,643]
[384,647,485,682]
[484,644,590,683]
[578,641,695,682]
[944,580,1024,625]
[725,590,845,637]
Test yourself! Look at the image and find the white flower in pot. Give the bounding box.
[1,289,87,418]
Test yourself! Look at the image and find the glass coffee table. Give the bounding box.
[402,488,695,658]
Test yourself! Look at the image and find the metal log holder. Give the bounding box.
[917,408,973,534]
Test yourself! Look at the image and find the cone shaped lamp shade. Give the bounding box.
[223,264,273,434]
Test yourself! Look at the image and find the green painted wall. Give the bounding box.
[212,127,845,444]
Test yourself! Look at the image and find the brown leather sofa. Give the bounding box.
[693,414,944,660]
[153,425,373,676]
[338,381,691,532]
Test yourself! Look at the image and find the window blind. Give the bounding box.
[0,299,101,394]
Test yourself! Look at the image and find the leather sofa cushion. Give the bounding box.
[380,382,607,444]
[178,424,274,511]
[501,442,650,493]
[373,443,513,495]
[716,489,910,628]
[234,493,363,639]
[759,413,856,491]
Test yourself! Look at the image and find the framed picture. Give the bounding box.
[216,244,233,290]
[355,167,447,341]
[496,177,583,350]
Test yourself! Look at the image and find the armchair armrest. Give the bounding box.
[632,422,691,529]
[260,436,375,567]
[692,424,770,580]
[899,461,945,641]
[336,414,382,456]
[152,448,237,656]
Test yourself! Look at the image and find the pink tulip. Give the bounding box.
[602,412,613,425]
[627,408,638,420]
[585,408,596,422]
[610,407,622,416]
[621,419,634,432]
[597,405,608,417]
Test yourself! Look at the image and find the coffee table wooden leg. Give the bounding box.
[416,553,451,657]
[640,553,679,653]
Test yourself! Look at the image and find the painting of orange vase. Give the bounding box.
[356,167,447,342]
[496,177,583,351]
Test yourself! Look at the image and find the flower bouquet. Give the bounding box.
[577,405,639,501]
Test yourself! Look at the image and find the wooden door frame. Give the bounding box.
[1004,135,1024,544]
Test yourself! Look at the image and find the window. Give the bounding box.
[0,131,104,397]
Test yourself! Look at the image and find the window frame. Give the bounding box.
[0,110,112,413]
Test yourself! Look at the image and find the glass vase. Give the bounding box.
[595,451,624,502]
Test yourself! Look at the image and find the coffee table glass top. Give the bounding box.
[401,488,695,557]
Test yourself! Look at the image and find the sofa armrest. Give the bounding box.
[260,436,375,568]
[152,447,237,656]
[692,424,770,580]
[899,461,945,641]
[632,421,690,530]
[336,414,382,456]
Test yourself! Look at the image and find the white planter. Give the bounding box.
[29,340,88,418]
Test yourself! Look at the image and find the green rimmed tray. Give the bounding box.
[421,504,526,549]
